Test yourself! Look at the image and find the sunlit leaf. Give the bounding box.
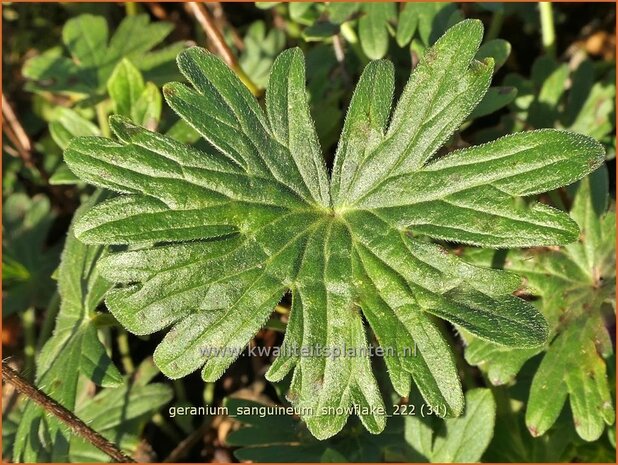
[64,20,603,439]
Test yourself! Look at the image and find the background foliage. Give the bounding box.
[2,2,616,463]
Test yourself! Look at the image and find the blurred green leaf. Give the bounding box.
[326,2,360,24]
[396,3,419,47]
[69,359,173,462]
[465,167,616,442]
[108,59,162,130]
[23,13,185,100]
[239,21,286,89]
[2,193,61,316]
[358,3,396,59]
[483,384,578,462]
[12,190,124,462]
[469,86,517,119]
[430,389,497,462]
[49,107,101,151]
[476,38,511,71]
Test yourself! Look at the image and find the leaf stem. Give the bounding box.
[20,307,36,382]
[2,362,135,463]
[96,102,111,138]
[117,330,135,375]
[163,420,211,463]
[539,2,557,58]
[125,2,139,16]
[152,413,183,442]
[2,93,49,181]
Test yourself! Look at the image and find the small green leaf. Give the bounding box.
[108,59,146,117]
[431,388,497,462]
[396,3,419,47]
[23,13,185,98]
[239,20,286,89]
[415,2,459,46]
[49,107,101,151]
[476,38,511,71]
[327,2,360,24]
[2,194,61,316]
[108,59,162,129]
[358,3,396,59]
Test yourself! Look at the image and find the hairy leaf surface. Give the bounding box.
[13,191,123,462]
[65,20,604,439]
[464,167,615,441]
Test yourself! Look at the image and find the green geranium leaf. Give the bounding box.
[429,388,497,462]
[464,167,615,442]
[64,20,603,439]
[358,3,396,59]
[108,59,162,130]
[2,194,61,316]
[13,191,124,462]
[68,359,173,462]
[23,13,186,99]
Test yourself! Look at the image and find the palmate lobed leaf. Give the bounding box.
[464,167,615,442]
[64,20,604,439]
[13,191,124,462]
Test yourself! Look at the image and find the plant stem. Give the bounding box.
[152,413,183,442]
[340,22,369,66]
[163,420,211,463]
[96,102,111,138]
[21,307,36,382]
[486,9,505,41]
[125,2,138,16]
[2,362,135,463]
[2,93,49,181]
[117,330,135,375]
[539,2,557,58]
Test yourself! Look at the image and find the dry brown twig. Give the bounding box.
[184,2,260,96]
[185,2,236,67]
[210,2,245,51]
[2,361,136,463]
[2,93,34,167]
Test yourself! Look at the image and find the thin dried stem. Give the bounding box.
[146,2,168,20]
[210,2,245,51]
[2,94,33,167]
[186,2,236,67]
[185,2,260,96]
[2,361,135,463]
[163,421,211,463]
